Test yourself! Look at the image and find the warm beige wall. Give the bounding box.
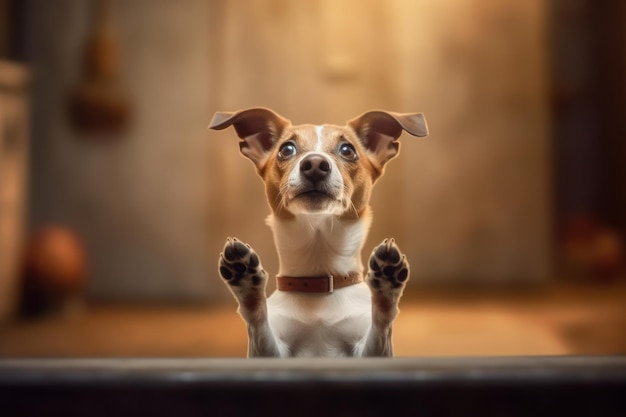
[28,0,551,303]
[393,0,551,284]
[29,0,214,301]
[208,0,552,289]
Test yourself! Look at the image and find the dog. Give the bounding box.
[209,108,428,357]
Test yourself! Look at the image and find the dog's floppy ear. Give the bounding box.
[348,110,428,168]
[210,108,290,167]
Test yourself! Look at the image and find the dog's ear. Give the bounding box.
[348,110,428,168]
[210,108,290,167]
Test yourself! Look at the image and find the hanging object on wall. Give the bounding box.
[68,0,131,137]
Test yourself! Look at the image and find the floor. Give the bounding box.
[0,283,625,358]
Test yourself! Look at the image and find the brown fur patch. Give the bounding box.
[371,291,397,316]
[242,291,264,312]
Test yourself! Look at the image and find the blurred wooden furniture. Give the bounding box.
[0,60,29,321]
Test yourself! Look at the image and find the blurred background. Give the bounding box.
[0,0,624,357]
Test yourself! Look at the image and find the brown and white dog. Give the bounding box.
[209,108,428,357]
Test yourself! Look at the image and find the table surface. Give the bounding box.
[1,356,626,384]
[1,356,625,417]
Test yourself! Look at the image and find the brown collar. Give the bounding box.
[276,272,362,293]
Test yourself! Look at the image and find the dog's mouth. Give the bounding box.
[283,165,346,214]
[292,189,339,207]
[294,189,334,200]
[288,186,343,213]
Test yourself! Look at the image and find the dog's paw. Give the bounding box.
[366,238,409,326]
[219,237,266,289]
[367,238,409,291]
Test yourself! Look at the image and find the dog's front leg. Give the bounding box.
[218,238,281,357]
[361,238,410,357]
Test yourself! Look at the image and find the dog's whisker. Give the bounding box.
[272,183,290,215]
[341,191,359,218]
[350,200,359,218]
[341,185,359,217]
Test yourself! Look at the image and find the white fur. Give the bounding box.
[315,125,324,151]
[267,282,373,357]
[264,212,375,357]
[267,213,369,277]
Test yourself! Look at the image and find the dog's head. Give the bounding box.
[210,108,428,219]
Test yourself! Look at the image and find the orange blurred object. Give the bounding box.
[562,214,625,282]
[20,226,87,316]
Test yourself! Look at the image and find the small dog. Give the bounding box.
[210,108,428,357]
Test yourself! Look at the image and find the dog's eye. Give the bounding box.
[278,142,297,160]
[338,143,358,161]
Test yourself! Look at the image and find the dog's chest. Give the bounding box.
[267,283,372,357]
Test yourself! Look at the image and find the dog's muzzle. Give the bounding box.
[286,153,344,213]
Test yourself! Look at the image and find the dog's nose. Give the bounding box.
[300,154,331,182]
